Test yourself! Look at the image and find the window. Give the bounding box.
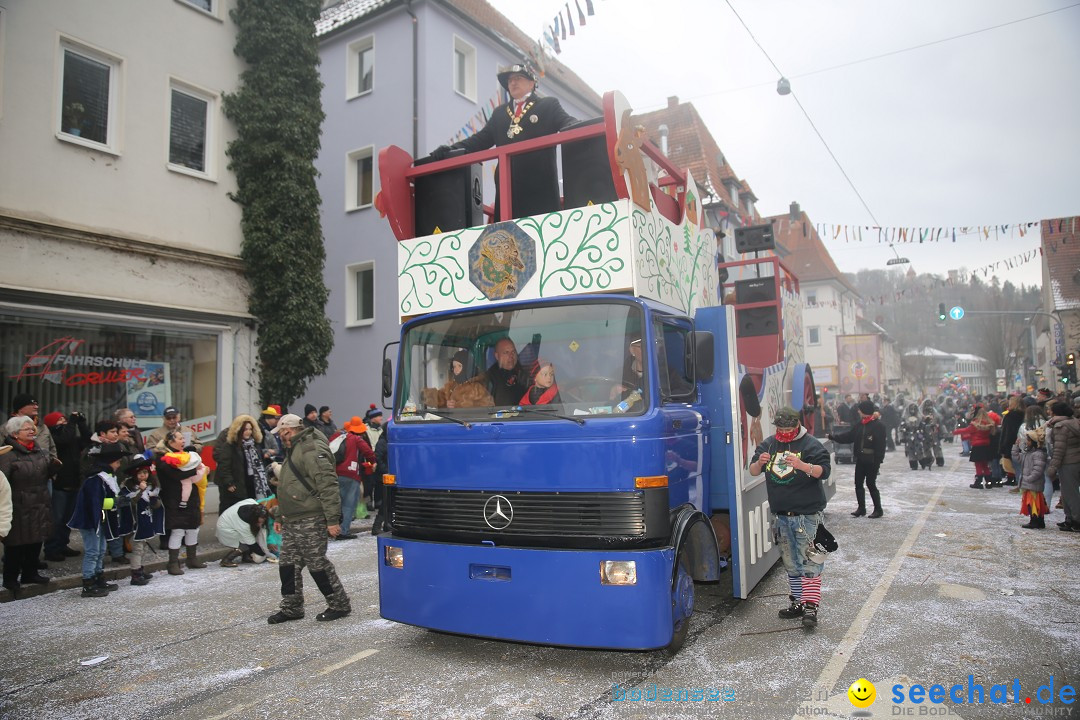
[806,292,817,307]
[58,40,121,151]
[168,82,214,176]
[178,0,215,14]
[452,36,476,101]
[728,183,739,206]
[345,146,375,210]
[655,316,695,402]
[346,261,375,327]
[808,327,820,345]
[395,301,647,418]
[346,35,374,99]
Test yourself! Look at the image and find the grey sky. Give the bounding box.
[488,0,1080,288]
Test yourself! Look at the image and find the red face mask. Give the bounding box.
[775,425,800,443]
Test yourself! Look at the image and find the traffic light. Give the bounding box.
[937,303,947,321]
[1061,364,1072,386]
[1069,353,1078,384]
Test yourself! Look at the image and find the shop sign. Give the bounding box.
[10,337,150,387]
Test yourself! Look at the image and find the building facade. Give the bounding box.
[305,0,602,414]
[0,0,257,433]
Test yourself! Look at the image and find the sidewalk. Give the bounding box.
[1,485,376,602]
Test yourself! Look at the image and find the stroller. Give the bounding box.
[831,422,854,464]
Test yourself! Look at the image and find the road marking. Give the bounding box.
[316,648,379,676]
[203,700,259,720]
[790,481,946,720]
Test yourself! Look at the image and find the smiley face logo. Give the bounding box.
[847,678,876,708]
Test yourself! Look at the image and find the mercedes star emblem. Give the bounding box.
[483,494,514,530]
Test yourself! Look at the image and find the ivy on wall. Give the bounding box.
[223,0,333,406]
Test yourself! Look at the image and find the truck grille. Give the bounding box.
[389,489,647,538]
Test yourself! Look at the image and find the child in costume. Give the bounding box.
[1012,421,1049,529]
[158,450,205,508]
[68,443,127,597]
[119,457,165,585]
[520,359,561,405]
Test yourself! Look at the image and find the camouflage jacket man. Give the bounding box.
[276,427,341,525]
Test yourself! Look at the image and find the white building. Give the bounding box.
[903,348,990,398]
[767,212,859,394]
[0,0,257,431]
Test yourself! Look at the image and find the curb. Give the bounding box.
[1,519,375,602]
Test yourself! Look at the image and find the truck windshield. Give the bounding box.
[396,301,647,422]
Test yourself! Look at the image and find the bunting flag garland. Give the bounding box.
[804,221,1045,244]
[538,0,604,56]
[446,88,511,145]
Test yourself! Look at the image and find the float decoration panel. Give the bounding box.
[397,182,719,319]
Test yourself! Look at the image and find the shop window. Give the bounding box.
[169,81,214,177]
[453,36,476,101]
[58,39,122,152]
[347,261,375,327]
[346,35,374,99]
[1,313,219,434]
[346,146,375,210]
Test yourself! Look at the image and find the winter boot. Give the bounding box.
[167,548,185,575]
[184,544,207,569]
[220,549,242,568]
[1021,515,1045,530]
[850,507,867,518]
[802,602,819,628]
[94,573,118,592]
[778,596,805,619]
[81,578,109,598]
[130,568,150,586]
[1004,474,1017,486]
[969,476,984,489]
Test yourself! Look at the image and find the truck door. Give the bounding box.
[695,305,780,599]
[653,315,705,511]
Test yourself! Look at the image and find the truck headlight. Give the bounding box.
[600,560,637,585]
[384,545,404,569]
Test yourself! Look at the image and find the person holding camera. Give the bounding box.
[750,406,831,628]
[828,399,887,518]
[42,411,91,561]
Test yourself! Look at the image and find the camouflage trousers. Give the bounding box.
[278,516,351,617]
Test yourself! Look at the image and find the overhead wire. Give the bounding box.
[635,2,1080,106]
[723,0,882,226]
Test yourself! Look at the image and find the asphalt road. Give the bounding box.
[2,448,1077,720]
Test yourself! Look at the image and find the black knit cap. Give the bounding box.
[11,393,37,412]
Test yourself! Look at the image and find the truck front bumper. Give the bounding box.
[377,536,676,650]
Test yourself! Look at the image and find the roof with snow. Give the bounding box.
[1041,216,1080,311]
[765,211,860,295]
[317,0,602,108]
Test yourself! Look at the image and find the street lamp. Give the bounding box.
[776,77,791,95]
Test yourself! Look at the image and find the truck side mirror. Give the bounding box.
[382,358,393,399]
[695,332,714,382]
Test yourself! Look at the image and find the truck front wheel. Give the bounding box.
[665,547,694,655]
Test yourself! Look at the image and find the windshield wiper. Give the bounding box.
[401,408,472,428]
[494,405,585,426]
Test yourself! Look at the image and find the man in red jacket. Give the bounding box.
[332,416,376,540]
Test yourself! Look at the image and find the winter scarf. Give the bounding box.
[243,437,270,498]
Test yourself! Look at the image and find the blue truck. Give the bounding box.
[374,91,817,652]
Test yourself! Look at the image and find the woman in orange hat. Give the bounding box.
[333,417,376,539]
